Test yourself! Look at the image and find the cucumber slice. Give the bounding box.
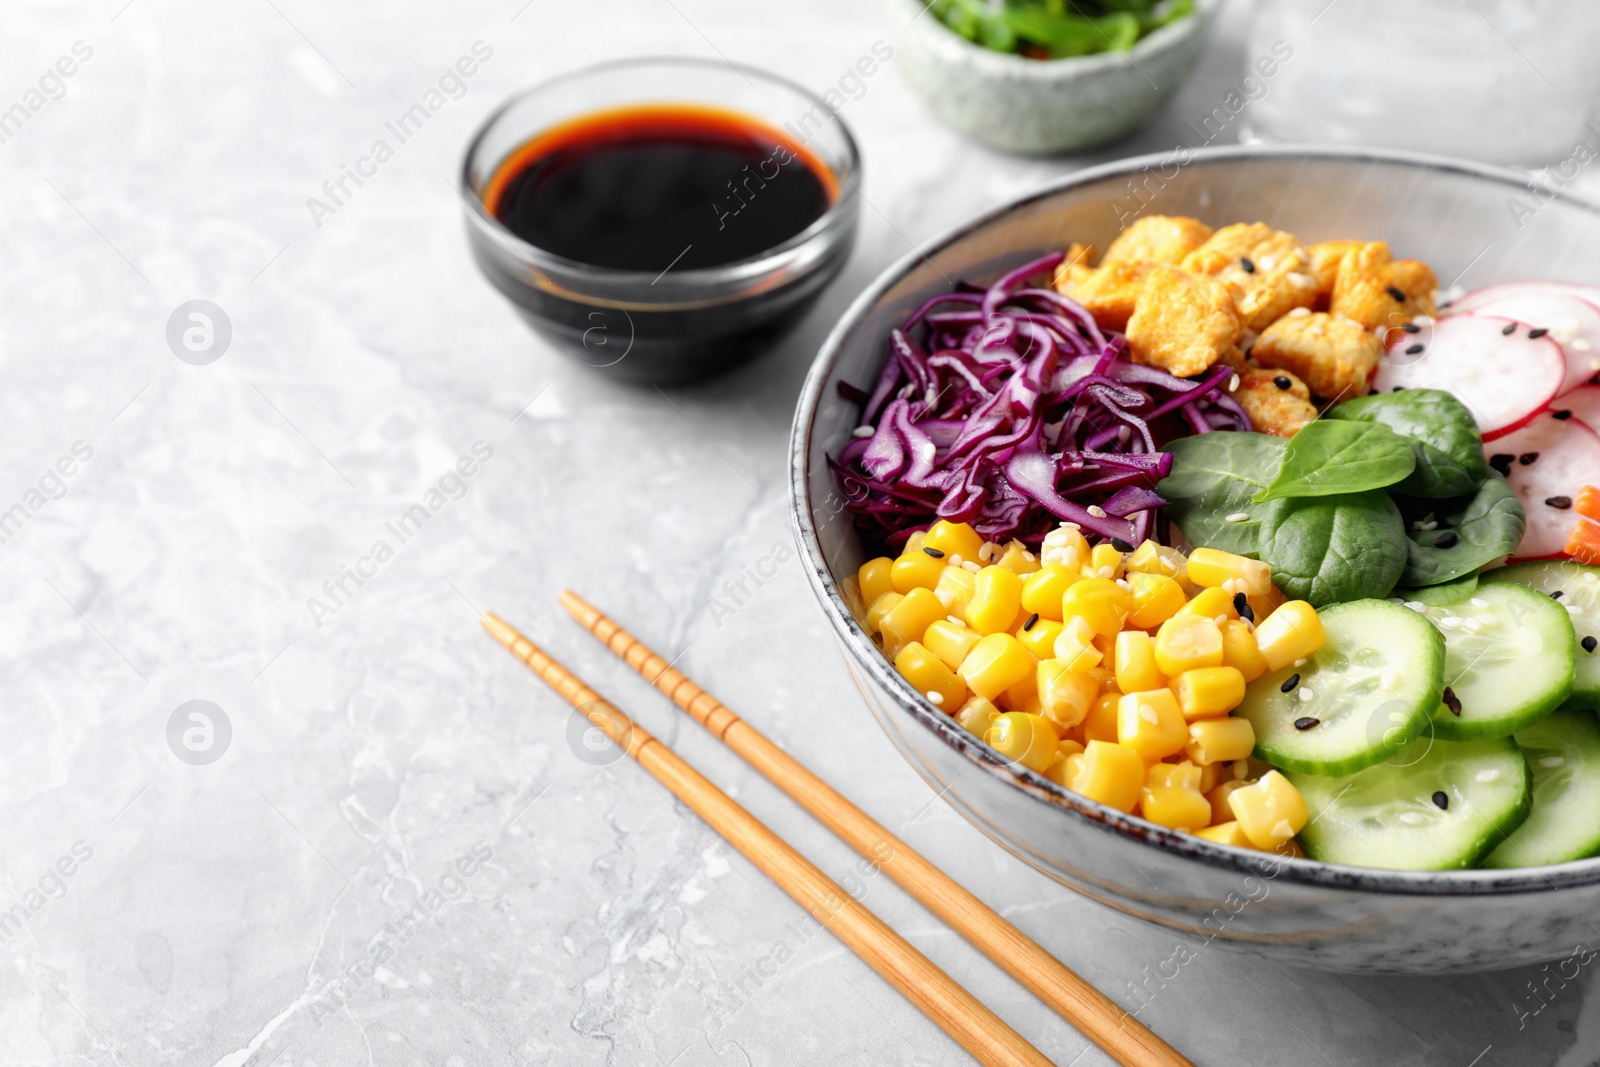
[1235,599,1444,776]
[1484,707,1600,867]
[1417,581,1575,740]
[1483,561,1600,707]
[1291,736,1532,870]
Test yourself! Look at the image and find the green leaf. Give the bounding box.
[1253,420,1416,502]
[1394,572,1480,607]
[1396,473,1526,588]
[1256,491,1410,607]
[1157,432,1286,556]
[1327,389,1490,499]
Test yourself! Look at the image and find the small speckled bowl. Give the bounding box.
[791,146,1600,974]
[886,0,1219,155]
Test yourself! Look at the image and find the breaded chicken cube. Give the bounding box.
[1056,260,1155,332]
[1101,215,1214,267]
[1252,310,1383,402]
[1125,266,1244,378]
[1231,367,1318,438]
[1328,241,1439,333]
[1180,223,1319,332]
[1309,240,1363,300]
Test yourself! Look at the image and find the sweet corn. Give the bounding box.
[1153,614,1224,677]
[1205,779,1253,825]
[1254,600,1326,672]
[1116,688,1189,761]
[895,642,967,711]
[934,565,977,616]
[1020,566,1077,621]
[1219,618,1268,683]
[1043,740,1086,788]
[924,619,982,672]
[1125,539,1186,581]
[1083,692,1120,745]
[1126,572,1187,629]
[1074,740,1145,812]
[955,695,1001,737]
[1171,666,1247,721]
[865,591,903,635]
[1057,751,1086,790]
[1061,577,1132,638]
[904,531,926,554]
[1017,616,1063,660]
[1001,674,1043,714]
[1185,717,1256,764]
[1087,542,1125,580]
[994,541,1041,576]
[1177,586,1238,622]
[922,520,983,565]
[1272,837,1306,859]
[1197,760,1224,794]
[1141,762,1212,830]
[1053,616,1103,672]
[985,711,1059,773]
[858,558,895,606]
[958,632,1035,700]
[1113,630,1166,694]
[891,548,946,594]
[1227,770,1309,850]
[967,565,1025,635]
[1040,523,1091,571]
[1186,547,1274,598]
[1038,659,1100,730]
[880,587,947,660]
[1086,665,1119,694]
[1196,821,1253,847]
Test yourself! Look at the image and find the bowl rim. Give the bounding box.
[789,142,1600,897]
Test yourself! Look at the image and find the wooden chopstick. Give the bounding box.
[480,612,1058,1067]
[558,590,1194,1067]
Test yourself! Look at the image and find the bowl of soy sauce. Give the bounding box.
[462,58,861,384]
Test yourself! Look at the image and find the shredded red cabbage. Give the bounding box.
[831,252,1251,549]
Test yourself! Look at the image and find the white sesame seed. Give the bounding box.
[1228,373,1241,391]
[852,425,875,438]
[1298,688,1314,702]
[1087,505,1107,518]
[1224,512,1251,523]
[962,561,980,573]
[926,691,944,705]
[1438,616,1464,629]
[1464,618,1484,633]
[1470,598,1489,609]
[1293,658,1307,668]
[1413,314,1434,327]
[1258,254,1279,271]
[1475,768,1502,783]
[1405,601,1427,612]
[1289,271,1317,287]
[1288,306,1312,318]
[948,554,963,567]
[1098,566,1115,579]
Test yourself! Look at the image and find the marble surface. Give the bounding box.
[3,1,1599,1065]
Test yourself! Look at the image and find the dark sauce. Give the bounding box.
[485,104,834,274]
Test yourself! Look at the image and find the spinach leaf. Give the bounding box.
[1394,572,1480,607]
[1396,473,1525,588]
[1256,490,1409,606]
[1157,432,1286,556]
[1253,420,1416,502]
[1327,389,1489,499]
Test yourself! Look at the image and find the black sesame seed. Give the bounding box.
[1280,673,1301,694]
[1273,376,1293,390]
[1584,635,1597,654]
[1233,592,1249,614]
[1241,257,1256,273]
[1501,322,1518,336]
[1393,386,1407,392]
[1294,716,1320,731]
[1443,686,1462,717]
[1238,602,1255,623]
[923,546,945,558]
[1432,791,1449,811]
[1406,343,1424,355]
[1529,327,1549,339]
[1111,538,1133,552]
[1023,612,1039,632]
[1489,453,1515,475]
[1552,590,1566,600]
[1554,409,1574,420]
[1434,531,1459,549]
[1548,496,1574,510]
[1386,285,1407,302]
[1519,452,1540,465]
[1593,372,1600,387]
[1402,322,1421,333]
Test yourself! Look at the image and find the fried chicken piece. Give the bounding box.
[1231,367,1318,438]
[1180,223,1319,333]
[1309,240,1363,300]
[1251,310,1383,402]
[1101,215,1214,267]
[1328,241,1439,333]
[1056,260,1155,332]
[1125,266,1244,378]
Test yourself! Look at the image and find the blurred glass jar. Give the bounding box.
[1240,0,1600,165]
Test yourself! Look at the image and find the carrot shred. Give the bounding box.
[1576,485,1600,523]
[1565,516,1600,565]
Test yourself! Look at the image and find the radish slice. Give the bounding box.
[1445,288,1599,395]
[1555,385,1600,428]
[1372,314,1564,440]
[1449,281,1600,314]
[1487,413,1600,560]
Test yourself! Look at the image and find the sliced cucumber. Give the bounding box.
[1483,561,1600,708]
[1484,707,1600,867]
[1235,599,1444,776]
[1291,736,1531,870]
[1417,581,1574,740]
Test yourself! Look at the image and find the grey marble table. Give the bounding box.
[2,1,1597,1065]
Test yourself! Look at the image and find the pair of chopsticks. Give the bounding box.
[482,592,1193,1067]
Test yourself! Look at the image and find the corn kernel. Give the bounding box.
[1254,601,1326,672]
[1082,692,1120,745]
[892,549,946,594]
[1171,666,1247,721]
[954,695,1001,736]
[1043,739,1087,788]
[1219,619,1268,683]
[880,587,947,659]
[1073,740,1145,812]
[1040,524,1091,571]
[966,565,1025,635]
[1053,616,1103,672]
[1061,577,1132,638]
[894,642,967,711]
[858,558,895,607]
[1227,770,1309,850]
[958,632,1036,700]
[904,531,926,554]
[1197,760,1224,794]
[1141,761,1212,830]
[933,565,978,616]
[1017,616,1063,660]
[1205,779,1253,825]
[985,711,1059,773]
[994,541,1041,576]
[1187,547,1274,598]
[1087,542,1125,580]
[1196,821,1252,847]
[922,520,983,564]
[1153,614,1224,677]
[1001,674,1043,714]
[1125,539,1186,581]
[1126,572,1187,629]
[1038,660,1100,730]
[865,591,903,634]
[1113,630,1166,694]
[1177,586,1238,622]
[1021,566,1077,621]
[1185,717,1256,764]
[924,619,982,671]
[1116,689,1189,761]
[1085,665,1119,694]
[1271,837,1306,859]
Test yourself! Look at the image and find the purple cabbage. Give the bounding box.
[832,252,1251,549]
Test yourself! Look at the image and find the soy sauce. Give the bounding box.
[484,104,835,273]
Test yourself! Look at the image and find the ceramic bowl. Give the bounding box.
[790,146,1600,974]
[886,0,1219,155]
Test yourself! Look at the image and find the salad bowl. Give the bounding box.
[789,145,1600,974]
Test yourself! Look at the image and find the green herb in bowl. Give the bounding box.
[930,0,1194,59]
